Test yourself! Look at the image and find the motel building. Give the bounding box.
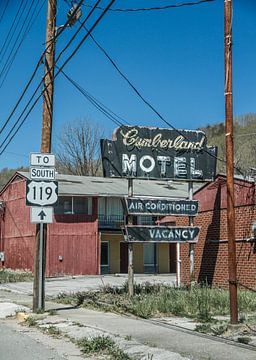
[0,171,196,277]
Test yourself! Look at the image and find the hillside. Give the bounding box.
[201,113,256,176]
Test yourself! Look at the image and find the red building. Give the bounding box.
[178,174,256,289]
[0,171,190,277]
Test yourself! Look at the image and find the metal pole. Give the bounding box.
[224,0,238,324]
[33,0,56,312]
[128,178,134,297]
[176,243,181,287]
[38,223,44,309]
[188,181,195,282]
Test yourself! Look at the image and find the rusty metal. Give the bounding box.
[224,0,238,324]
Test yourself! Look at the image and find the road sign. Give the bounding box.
[122,225,200,243]
[30,167,55,181]
[26,180,58,206]
[124,198,199,216]
[30,207,53,223]
[30,153,55,167]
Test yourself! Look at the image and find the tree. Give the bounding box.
[55,118,103,176]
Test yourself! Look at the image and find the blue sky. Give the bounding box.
[0,0,255,170]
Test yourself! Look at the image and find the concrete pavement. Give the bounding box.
[0,274,177,297]
[0,275,256,360]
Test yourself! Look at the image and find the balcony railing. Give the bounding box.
[98,214,124,229]
[98,214,157,229]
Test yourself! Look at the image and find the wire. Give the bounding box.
[58,67,129,127]
[68,3,244,177]
[0,0,116,155]
[84,0,215,12]
[0,0,45,89]
[0,0,84,137]
[0,1,24,58]
[0,0,10,23]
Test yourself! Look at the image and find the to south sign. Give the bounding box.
[101,126,217,181]
[125,198,199,216]
[122,225,200,243]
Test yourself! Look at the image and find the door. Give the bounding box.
[100,241,109,274]
[120,242,128,273]
[169,243,177,273]
[144,243,158,273]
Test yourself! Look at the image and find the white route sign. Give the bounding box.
[30,207,53,224]
[30,153,55,167]
[26,180,58,206]
[30,167,55,181]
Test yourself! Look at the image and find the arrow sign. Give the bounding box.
[38,210,46,221]
[30,207,53,224]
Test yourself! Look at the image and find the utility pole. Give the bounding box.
[33,0,56,312]
[224,0,238,324]
[188,181,195,283]
[127,178,134,297]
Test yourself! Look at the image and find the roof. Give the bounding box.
[17,172,204,199]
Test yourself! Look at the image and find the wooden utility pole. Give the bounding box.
[128,178,134,297]
[33,0,56,312]
[224,0,238,324]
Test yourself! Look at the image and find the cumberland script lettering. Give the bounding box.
[120,128,205,151]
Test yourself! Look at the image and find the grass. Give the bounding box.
[0,268,33,283]
[76,335,133,359]
[55,282,256,321]
[26,315,37,327]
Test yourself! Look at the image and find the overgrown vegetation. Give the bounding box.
[201,113,256,174]
[0,268,33,283]
[55,282,256,321]
[76,335,133,359]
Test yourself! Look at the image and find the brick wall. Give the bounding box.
[179,177,256,289]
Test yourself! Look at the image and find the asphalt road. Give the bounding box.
[0,320,83,360]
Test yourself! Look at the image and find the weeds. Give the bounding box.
[55,282,256,321]
[0,268,33,283]
[76,335,133,359]
[26,316,37,327]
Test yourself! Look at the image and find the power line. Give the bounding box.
[0,0,36,82]
[0,0,84,137]
[0,0,45,89]
[84,0,215,12]
[0,0,116,155]
[69,3,245,177]
[0,0,10,23]
[59,67,129,127]
[0,1,24,58]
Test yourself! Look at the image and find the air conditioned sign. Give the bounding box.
[122,225,200,243]
[124,198,199,216]
[101,126,217,181]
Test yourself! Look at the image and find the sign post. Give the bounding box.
[27,153,57,312]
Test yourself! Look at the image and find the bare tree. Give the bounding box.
[56,118,103,176]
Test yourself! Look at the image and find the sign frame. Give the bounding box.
[30,166,56,181]
[101,125,217,181]
[30,207,53,224]
[124,197,199,216]
[26,180,58,206]
[30,152,55,167]
[122,225,200,243]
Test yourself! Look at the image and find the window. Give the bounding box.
[54,196,92,215]
[55,197,72,214]
[73,197,91,215]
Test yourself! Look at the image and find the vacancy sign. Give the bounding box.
[30,207,53,224]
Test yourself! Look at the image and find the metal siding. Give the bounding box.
[0,179,36,271]
[46,214,99,277]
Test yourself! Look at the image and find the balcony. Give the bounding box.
[98,214,124,229]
